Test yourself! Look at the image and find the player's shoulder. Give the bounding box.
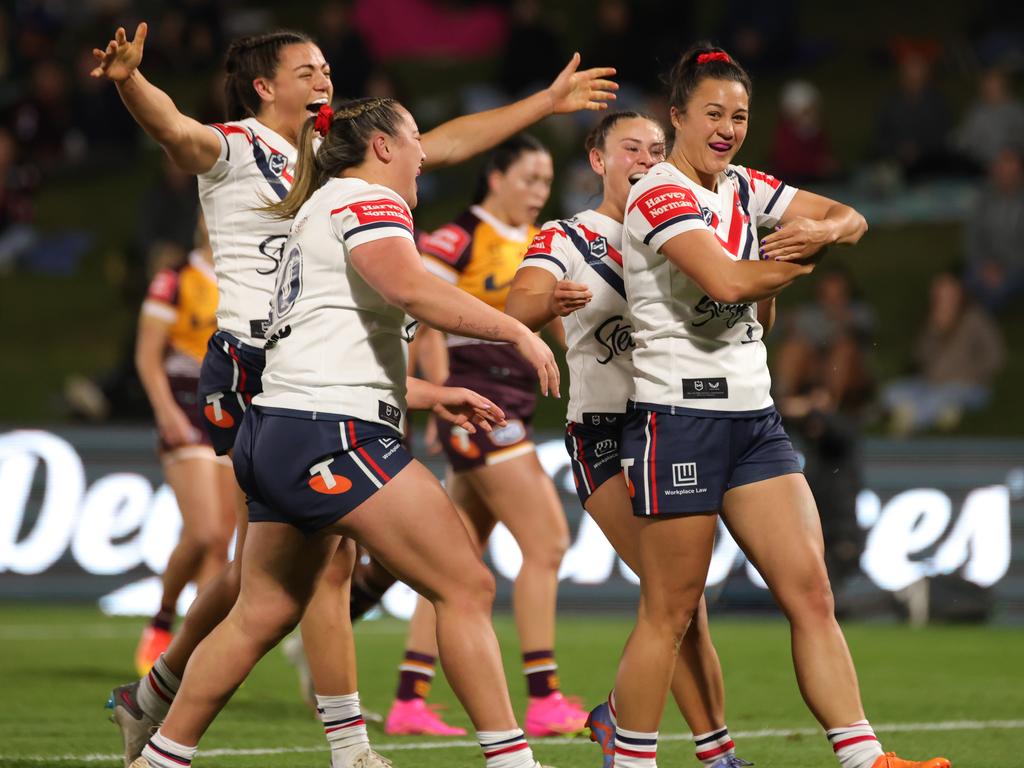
[419,209,477,265]
[728,164,785,192]
[146,262,186,304]
[324,179,414,233]
[524,218,574,256]
[626,164,703,229]
[208,118,255,143]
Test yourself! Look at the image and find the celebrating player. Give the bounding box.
[608,44,948,768]
[505,110,750,768]
[92,20,616,766]
[130,95,560,768]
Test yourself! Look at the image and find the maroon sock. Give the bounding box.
[523,650,559,698]
[151,608,175,633]
[395,651,436,701]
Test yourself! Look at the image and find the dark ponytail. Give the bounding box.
[665,42,752,113]
[471,134,549,205]
[224,30,312,121]
[263,97,404,221]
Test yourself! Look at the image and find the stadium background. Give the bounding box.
[1,1,1023,766]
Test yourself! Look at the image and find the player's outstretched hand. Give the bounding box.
[759,217,833,263]
[547,53,617,114]
[432,387,507,434]
[549,279,592,317]
[91,22,147,82]
[513,326,560,398]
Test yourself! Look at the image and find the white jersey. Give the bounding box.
[199,118,297,347]
[623,161,797,414]
[517,210,633,422]
[256,178,416,430]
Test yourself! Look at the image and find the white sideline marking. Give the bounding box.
[9,719,1024,762]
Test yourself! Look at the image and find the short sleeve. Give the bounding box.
[625,183,707,252]
[141,269,179,323]
[330,190,416,250]
[739,167,798,228]
[200,123,255,182]
[517,222,570,279]
[419,222,472,284]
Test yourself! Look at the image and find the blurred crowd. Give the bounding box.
[2,0,1022,443]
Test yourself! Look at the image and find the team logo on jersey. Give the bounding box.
[203,393,235,428]
[488,419,526,447]
[273,245,303,319]
[308,458,352,495]
[378,401,402,429]
[691,295,750,328]
[594,439,617,458]
[257,234,287,276]
[268,152,288,178]
[587,236,608,261]
[700,206,714,226]
[682,378,728,399]
[594,315,635,364]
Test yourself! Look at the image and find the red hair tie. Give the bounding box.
[697,52,731,65]
[314,104,334,136]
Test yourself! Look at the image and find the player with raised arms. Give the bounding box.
[505,110,750,768]
[605,44,949,768]
[91,21,616,767]
[129,94,561,768]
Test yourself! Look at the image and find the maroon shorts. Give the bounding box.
[157,373,214,455]
[436,380,537,472]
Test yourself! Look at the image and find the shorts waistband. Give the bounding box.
[628,399,776,420]
[215,330,265,355]
[255,404,360,422]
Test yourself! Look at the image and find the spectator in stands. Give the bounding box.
[0,126,38,272]
[882,271,1004,435]
[7,58,78,171]
[964,147,1024,313]
[956,68,1024,172]
[873,46,954,182]
[770,79,839,185]
[774,267,874,593]
[317,0,375,99]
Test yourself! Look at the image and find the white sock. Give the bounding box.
[137,655,180,721]
[140,730,197,768]
[827,720,884,768]
[318,692,370,766]
[478,729,535,768]
[694,726,735,765]
[614,726,658,768]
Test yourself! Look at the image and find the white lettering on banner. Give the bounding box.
[0,431,81,574]
[0,431,1016,619]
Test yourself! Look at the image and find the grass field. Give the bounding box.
[0,605,1021,767]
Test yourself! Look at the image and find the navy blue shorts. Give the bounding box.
[564,413,626,507]
[198,331,266,455]
[620,404,802,517]
[233,405,414,534]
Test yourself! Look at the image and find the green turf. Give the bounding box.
[0,605,1021,767]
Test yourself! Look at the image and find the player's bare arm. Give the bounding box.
[91,22,221,175]
[349,237,560,397]
[420,53,617,170]
[761,189,867,262]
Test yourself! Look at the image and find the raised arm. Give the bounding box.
[420,53,616,170]
[662,228,815,305]
[760,189,867,262]
[91,23,221,174]
[350,237,560,396]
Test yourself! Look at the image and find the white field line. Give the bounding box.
[8,719,1023,763]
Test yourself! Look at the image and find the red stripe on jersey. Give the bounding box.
[715,189,744,257]
[696,741,735,760]
[211,123,252,142]
[649,412,659,515]
[615,747,657,759]
[524,227,564,258]
[483,743,530,758]
[832,734,878,752]
[332,199,414,231]
[628,184,701,228]
[358,446,391,482]
[577,434,595,489]
[746,167,782,192]
[577,223,624,266]
[227,345,247,392]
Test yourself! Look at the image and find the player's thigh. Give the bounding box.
[447,468,497,552]
[329,461,493,604]
[721,472,830,596]
[584,475,641,571]
[465,452,569,557]
[163,455,228,544]
[635,514,718,619]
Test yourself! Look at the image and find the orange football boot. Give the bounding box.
[871,753,951,768]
